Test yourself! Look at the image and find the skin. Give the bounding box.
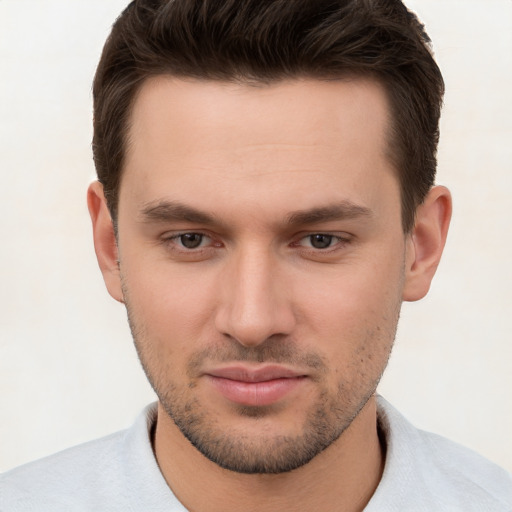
[88,77,451,512]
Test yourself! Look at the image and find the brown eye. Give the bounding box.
[309,234,333,249]
[179,233,204,249]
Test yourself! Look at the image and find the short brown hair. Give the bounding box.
[93,0,444,232]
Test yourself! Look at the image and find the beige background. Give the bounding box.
[0,0,511,473]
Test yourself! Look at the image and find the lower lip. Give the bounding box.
[206,376,306,407]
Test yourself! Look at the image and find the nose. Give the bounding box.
[214,245,296,347]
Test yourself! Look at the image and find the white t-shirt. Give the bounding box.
[1,396,511,511]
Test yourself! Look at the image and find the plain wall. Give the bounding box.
[0,0,511,473]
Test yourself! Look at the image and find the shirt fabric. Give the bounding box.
[1,396,511,511]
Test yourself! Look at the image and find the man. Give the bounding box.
[1,0,511,510]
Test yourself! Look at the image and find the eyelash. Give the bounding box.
[291,233,352,252]
[162,232,218,252]
[161,231,353,256]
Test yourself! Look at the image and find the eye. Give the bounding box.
[307,234,335,249]
[297,233,345,250]
[291,232,353,255]
[178,233,206,249]
[164,232,213,250]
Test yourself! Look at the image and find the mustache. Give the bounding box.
[122,291,328,376]
[187,336,328,376]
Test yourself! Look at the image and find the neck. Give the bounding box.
[154,396,384,512]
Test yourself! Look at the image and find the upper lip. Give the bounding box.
[205,365,307,383]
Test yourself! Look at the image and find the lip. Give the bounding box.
[207,365,306,382]
[205,365,308,407]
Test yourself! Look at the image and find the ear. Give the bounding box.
[87,181,124,303]
[402,185,452,302]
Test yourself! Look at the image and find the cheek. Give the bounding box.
[294,258,403,367]
[299,258,402,323]
[122,261,218,352]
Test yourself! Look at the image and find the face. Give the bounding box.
[115,77,408,473]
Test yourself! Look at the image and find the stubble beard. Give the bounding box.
[156,379,377,474]
[124,310,396,474]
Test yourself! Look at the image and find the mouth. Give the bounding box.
[204,365,308,407]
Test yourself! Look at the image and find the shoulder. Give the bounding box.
[0,429,129,511]
[417,428,512,508]
[0,403,178,512]
[369,396,512,511]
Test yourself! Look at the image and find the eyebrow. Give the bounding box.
[139,201,217,225]
[286,201,373,225]
[138,199,373,227]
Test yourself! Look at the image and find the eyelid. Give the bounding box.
[161,230,217,250]
[295,231,352,242]
[159,230,353,256]
[291,232,354,251]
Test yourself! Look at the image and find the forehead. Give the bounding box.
[121,76,399,224]
[126,76,391,159]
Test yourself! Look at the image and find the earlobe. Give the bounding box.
[87,181,124,303]
[402,185,452,302]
